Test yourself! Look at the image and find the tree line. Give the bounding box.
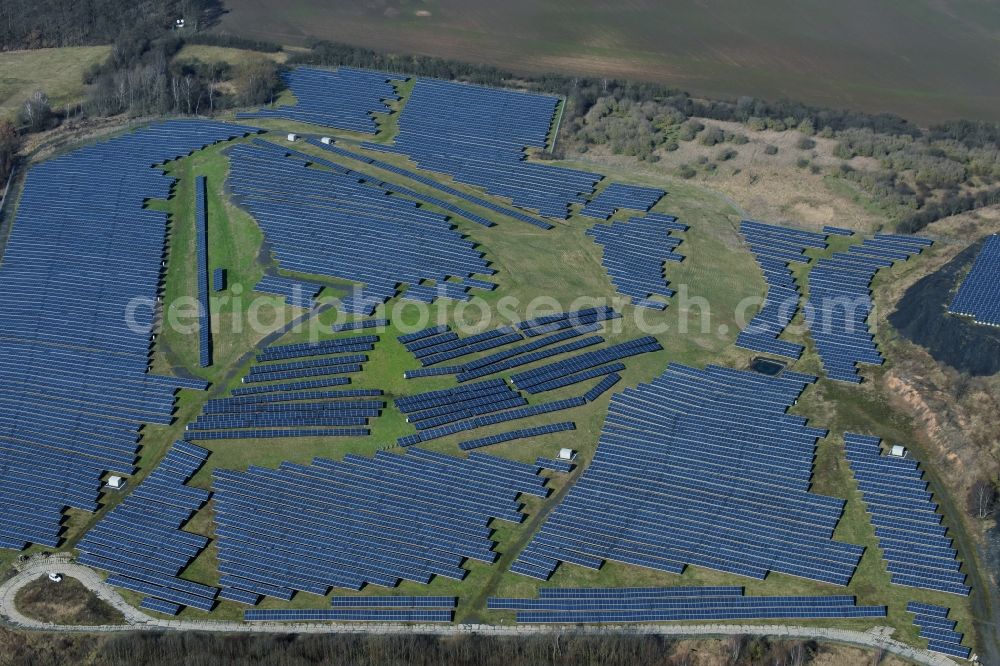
[4,6,1000,234]
[0,627,838,666]
[288,39,1000,232]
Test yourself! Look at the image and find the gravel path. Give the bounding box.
[0,557,962,665]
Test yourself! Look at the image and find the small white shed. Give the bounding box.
[286,133,298,142]
[557,448,576,461]
[105,476,127,490]
[889,445,907,458]
[320,137,333,145]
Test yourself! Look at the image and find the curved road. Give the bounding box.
[0,558,961,665]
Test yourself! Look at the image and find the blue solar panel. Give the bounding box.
[310,140,552,229]
[329,596,456,608]
[586,213,687,309]
[535,457,575,473]
[212,266,226,292]
[331,318,388,332]
[79,441,218,612]
[804,234,930,382]
[360,77,601,219]
[195,176,211,367]
[580,183,665,220]
[0,120,251,552]
[459,422,576,451]
[490,589,885,624]
[846,435,970,596]
[734,220,828,360]
[140,596,182,616]
[212,449,546,596]
[229,140,491,315]
[512,364,860,585]
[949,233,1000,326]
[236,67,403,133]
[245,609,454,622]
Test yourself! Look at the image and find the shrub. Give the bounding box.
[663,140,679,151]
[677,165,697,179]
[700,126,725,146]
[796,136,817,150]
[764,144,778,155]
[718,148,738,161]
[796,157,810,168]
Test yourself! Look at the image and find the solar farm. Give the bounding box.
[0,65,981,659]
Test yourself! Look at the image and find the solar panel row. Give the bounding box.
[245,609,454,622]
[329,596,456,608]
[512,364,859,584]
[257,336,378,362]
[77,441,216,612]
[189,336,383,440]
[734,220,827,359]
[906,601,970,659]
[229,140,492,315]
[458,422,576,451]
[362,77,602,219]
[948,233,1000,326]
[331,318,388,332]
[236,67,403,134]
[195,176,212,367]
[517,306,620,335]
[212,448,546,599]
[580,183,665,220]
[489,588,886,624]
[535,457,575,473]
[804,234,931,383]
[586,213,687,310]
[309,140,553,230]
[845,434,970,596]
[0,120,252,552]
[213,267,226,292]
[510,337,661,391]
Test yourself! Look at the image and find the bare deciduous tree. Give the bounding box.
[968,477,997,519]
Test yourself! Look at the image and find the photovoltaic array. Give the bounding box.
[245,609,453,622]
[194,175,212,367]
[186,336,384,441]
[803,233,932,383]
[77,441,217,612]
[227,140,492,315]
[308,139,554,229]
[735,220,828,359]
[948,233,1000,326]
[0,120,255,552]
[906,602,970,659]
[488,587,886,623]
[236,67,403,133]
[512,364,863,584]
[844,434,969,596]
[211,448,548,601]
[586,213,688,310]
[246,595,456,622]
[580,183,665,220]
[363,77,601,218]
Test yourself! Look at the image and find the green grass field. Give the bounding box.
[48,120,970,654]
[0,46,109,120]
[216,0,1000,124]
